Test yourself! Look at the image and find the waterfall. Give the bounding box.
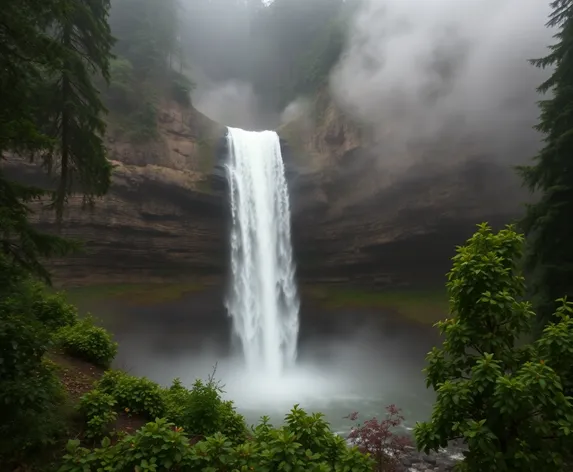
[225,127,300,377]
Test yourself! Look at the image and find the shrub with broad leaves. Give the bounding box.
[97,370,165,419]
[60,406,374,472]
[346,406,412,472]
[164,377,248,442]
[414,224,573,471]
[0,270,67,461]
[56,316,117,368]
[31,288,78,331]
[78,390,118,440]
[59,418,192,472]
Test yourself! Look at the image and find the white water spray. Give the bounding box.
[225,127,300,377]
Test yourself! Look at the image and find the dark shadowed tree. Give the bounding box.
[41,0,115,223]
[0,0,114,281]
[518,0,573,330]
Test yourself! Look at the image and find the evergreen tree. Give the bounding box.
[518,0,573,329]
[0,0,114,280]
[41,0,115,222]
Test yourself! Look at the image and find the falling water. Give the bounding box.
[225,127,300,377]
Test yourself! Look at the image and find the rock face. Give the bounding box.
[280,89,528,287]
[5,91,527,287]
[4,102,229,286]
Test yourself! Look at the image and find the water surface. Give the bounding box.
[77,288,441,434]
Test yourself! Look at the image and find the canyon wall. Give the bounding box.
[281,90,527,288]
[4,102,229,286]
[5,91,527,288]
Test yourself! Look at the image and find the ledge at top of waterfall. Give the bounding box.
[224,127,300,378]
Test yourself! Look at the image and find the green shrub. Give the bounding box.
[129,100,158,141]
[0,272,68,462]
[170,70,194,107]
[164,377,247,442]
[414,224,573,471]
[97,370,165,419]
[32,289,78,331]
[60,407,374,472]
[56,316,117,367]
[0,359,66,462]
[59,418,192,472]
[78,390,118,440]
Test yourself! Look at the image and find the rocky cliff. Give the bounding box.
[5,90,527,288]
[280,89,527,288]
[3,101,229,286]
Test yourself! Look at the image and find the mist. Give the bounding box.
[193,79,280,130]
[330,0,554,175]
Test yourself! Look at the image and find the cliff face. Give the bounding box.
[5,90,527,288]
[281,90,527,287]
[4,102,229,286]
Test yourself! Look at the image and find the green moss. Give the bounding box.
[303,285,448,325]
[62,283,204,306]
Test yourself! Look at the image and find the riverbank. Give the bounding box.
[61,281,448,326]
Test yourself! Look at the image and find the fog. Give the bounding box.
[93,293,438,432]
[193,79,278,130]
[173,0,554,177]
[329,0,554,174]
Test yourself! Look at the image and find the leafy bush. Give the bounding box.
[0,359,66,462]
[60,407,374,472]
[129,100,158,141]
[78,390,118,440]
[59,418,192,472]
[0,290,67,461]
[414,224,573,471]
[170,70,194,107]
[97,370,165,419]
[56,316,117,367]
[31,289,78,331]
[164,377,247,442]
[347,406,411,472]
[104,57,139,114]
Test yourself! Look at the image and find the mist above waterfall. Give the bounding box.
[329,0,553,175]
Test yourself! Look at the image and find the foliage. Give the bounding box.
[97,370,165,419]
[517,0,573,330]
[59,418,192,472]
[56,316,118,368]
[60,407,374,472]
[78,390,118,440]
[38,0,114,222]
[0,359,66,463]
[104,0,191,129]
[414,223,573,471]
[31,288,79,331]
[0,0,113,278]
[110,0,180,79]
[0,175,80,283]
[105,57,139,115]
[164,377,248,442]
[0,256,79,462]
[346,406,412,472]
[170,70,194,107]
[129,100,159,141]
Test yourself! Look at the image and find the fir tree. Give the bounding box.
[518,0,573,329]
[41,0,115,223]
[0,0,114,280]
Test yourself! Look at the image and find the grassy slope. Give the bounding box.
[303,285,449,325]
